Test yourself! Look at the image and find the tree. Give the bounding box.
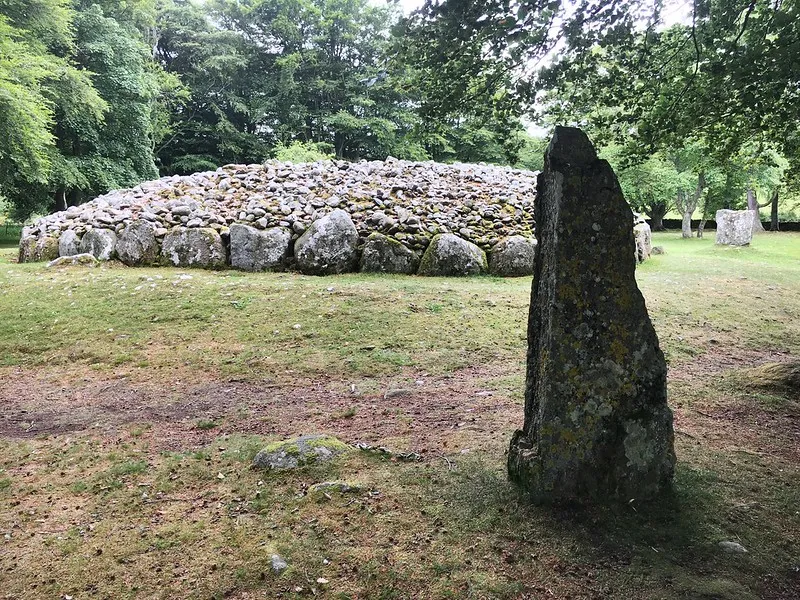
[0,0,163,218]
[601,145,682,230]
[402,1,800,173]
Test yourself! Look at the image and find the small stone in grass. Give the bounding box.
[719,540,748,554]
[271,554,288,573]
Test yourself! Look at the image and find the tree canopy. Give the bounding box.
[0,0,797,222]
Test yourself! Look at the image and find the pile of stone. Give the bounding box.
[18,157,652,276]
[19,158,541,276]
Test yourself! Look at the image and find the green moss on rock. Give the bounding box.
[252,435,351,470]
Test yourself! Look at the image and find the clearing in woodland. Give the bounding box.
[0,231,798,599]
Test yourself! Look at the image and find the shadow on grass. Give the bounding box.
[428,455,794,599]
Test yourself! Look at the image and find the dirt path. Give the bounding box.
[0,364,522,456]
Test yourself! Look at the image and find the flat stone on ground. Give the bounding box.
[252,435,351,470]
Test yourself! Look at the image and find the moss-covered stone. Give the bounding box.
[252,435,351,470]
[360,232,419,274]
[19,235,59,263]
[417,233,488,276]
[735,361,800,398]
[507,126,675,503]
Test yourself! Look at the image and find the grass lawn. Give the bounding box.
[0,230,798,599]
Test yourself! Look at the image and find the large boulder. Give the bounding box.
[161,227,227,268]
[252,435,351,470]
[58,230,81,257]
[79,228,117,261]
[294,209,359,275]
[489,236,537,277]
[418,233,488,276]
[19,234,59,263]
[634,222,652,263]
[117,220,159,266]
[360,232,420,274]
[716,209,755,246]
[507,126,675,503]
[229,224,291,271]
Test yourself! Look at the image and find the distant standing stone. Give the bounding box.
[229,224,291,271]
[117,220,159,266]
[508,126,675,502]
[80,228,117,261]
[161,227,227,269]
[294,209,359,275]
[715,210,755,246]
[418,233,488,276]
[489,235,537,277]
[360,232,420,274]
[634,221,652,263]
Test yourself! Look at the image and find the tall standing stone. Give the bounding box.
[508,127,675,502]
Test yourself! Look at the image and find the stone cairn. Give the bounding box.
[507,127,675,502]
[19,158,540,277]
[18,157,653,276]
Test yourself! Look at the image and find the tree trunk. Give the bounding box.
[770,189,780,231]
[747,188,765,232]
[697,219,706,238]
[648,202,667,231]
[53,189,67,213]
[682,211,692,238]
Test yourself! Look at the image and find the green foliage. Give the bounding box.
[0,0,164,219]
[273,141,334,163]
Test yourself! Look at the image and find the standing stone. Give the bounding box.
[489,236,537,277]
[634,221,652,263]
[715,210,755,246]
[58,230,81,257]
[229,224,291,271]
[117,221,159,266]
[360,232,420,274]
[417,233,488,276]
[294,209,359,275]
[508,127,675,503]
[79,228,117,261]
[161,227,227,269]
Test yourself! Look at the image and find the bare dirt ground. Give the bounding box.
[0,363,522,455]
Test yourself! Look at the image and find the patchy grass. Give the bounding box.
[0,231,798,599]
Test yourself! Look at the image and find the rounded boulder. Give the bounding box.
[294,209,359,275]
[418,233,488,276]
[229,224,291,271]
[19,235,59,263]
[79,228,117,261]
[58,230,81,257]
[161,227,227,269]
[489,235,537,277]
[360,232,420,274]
[117,220,159,266]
